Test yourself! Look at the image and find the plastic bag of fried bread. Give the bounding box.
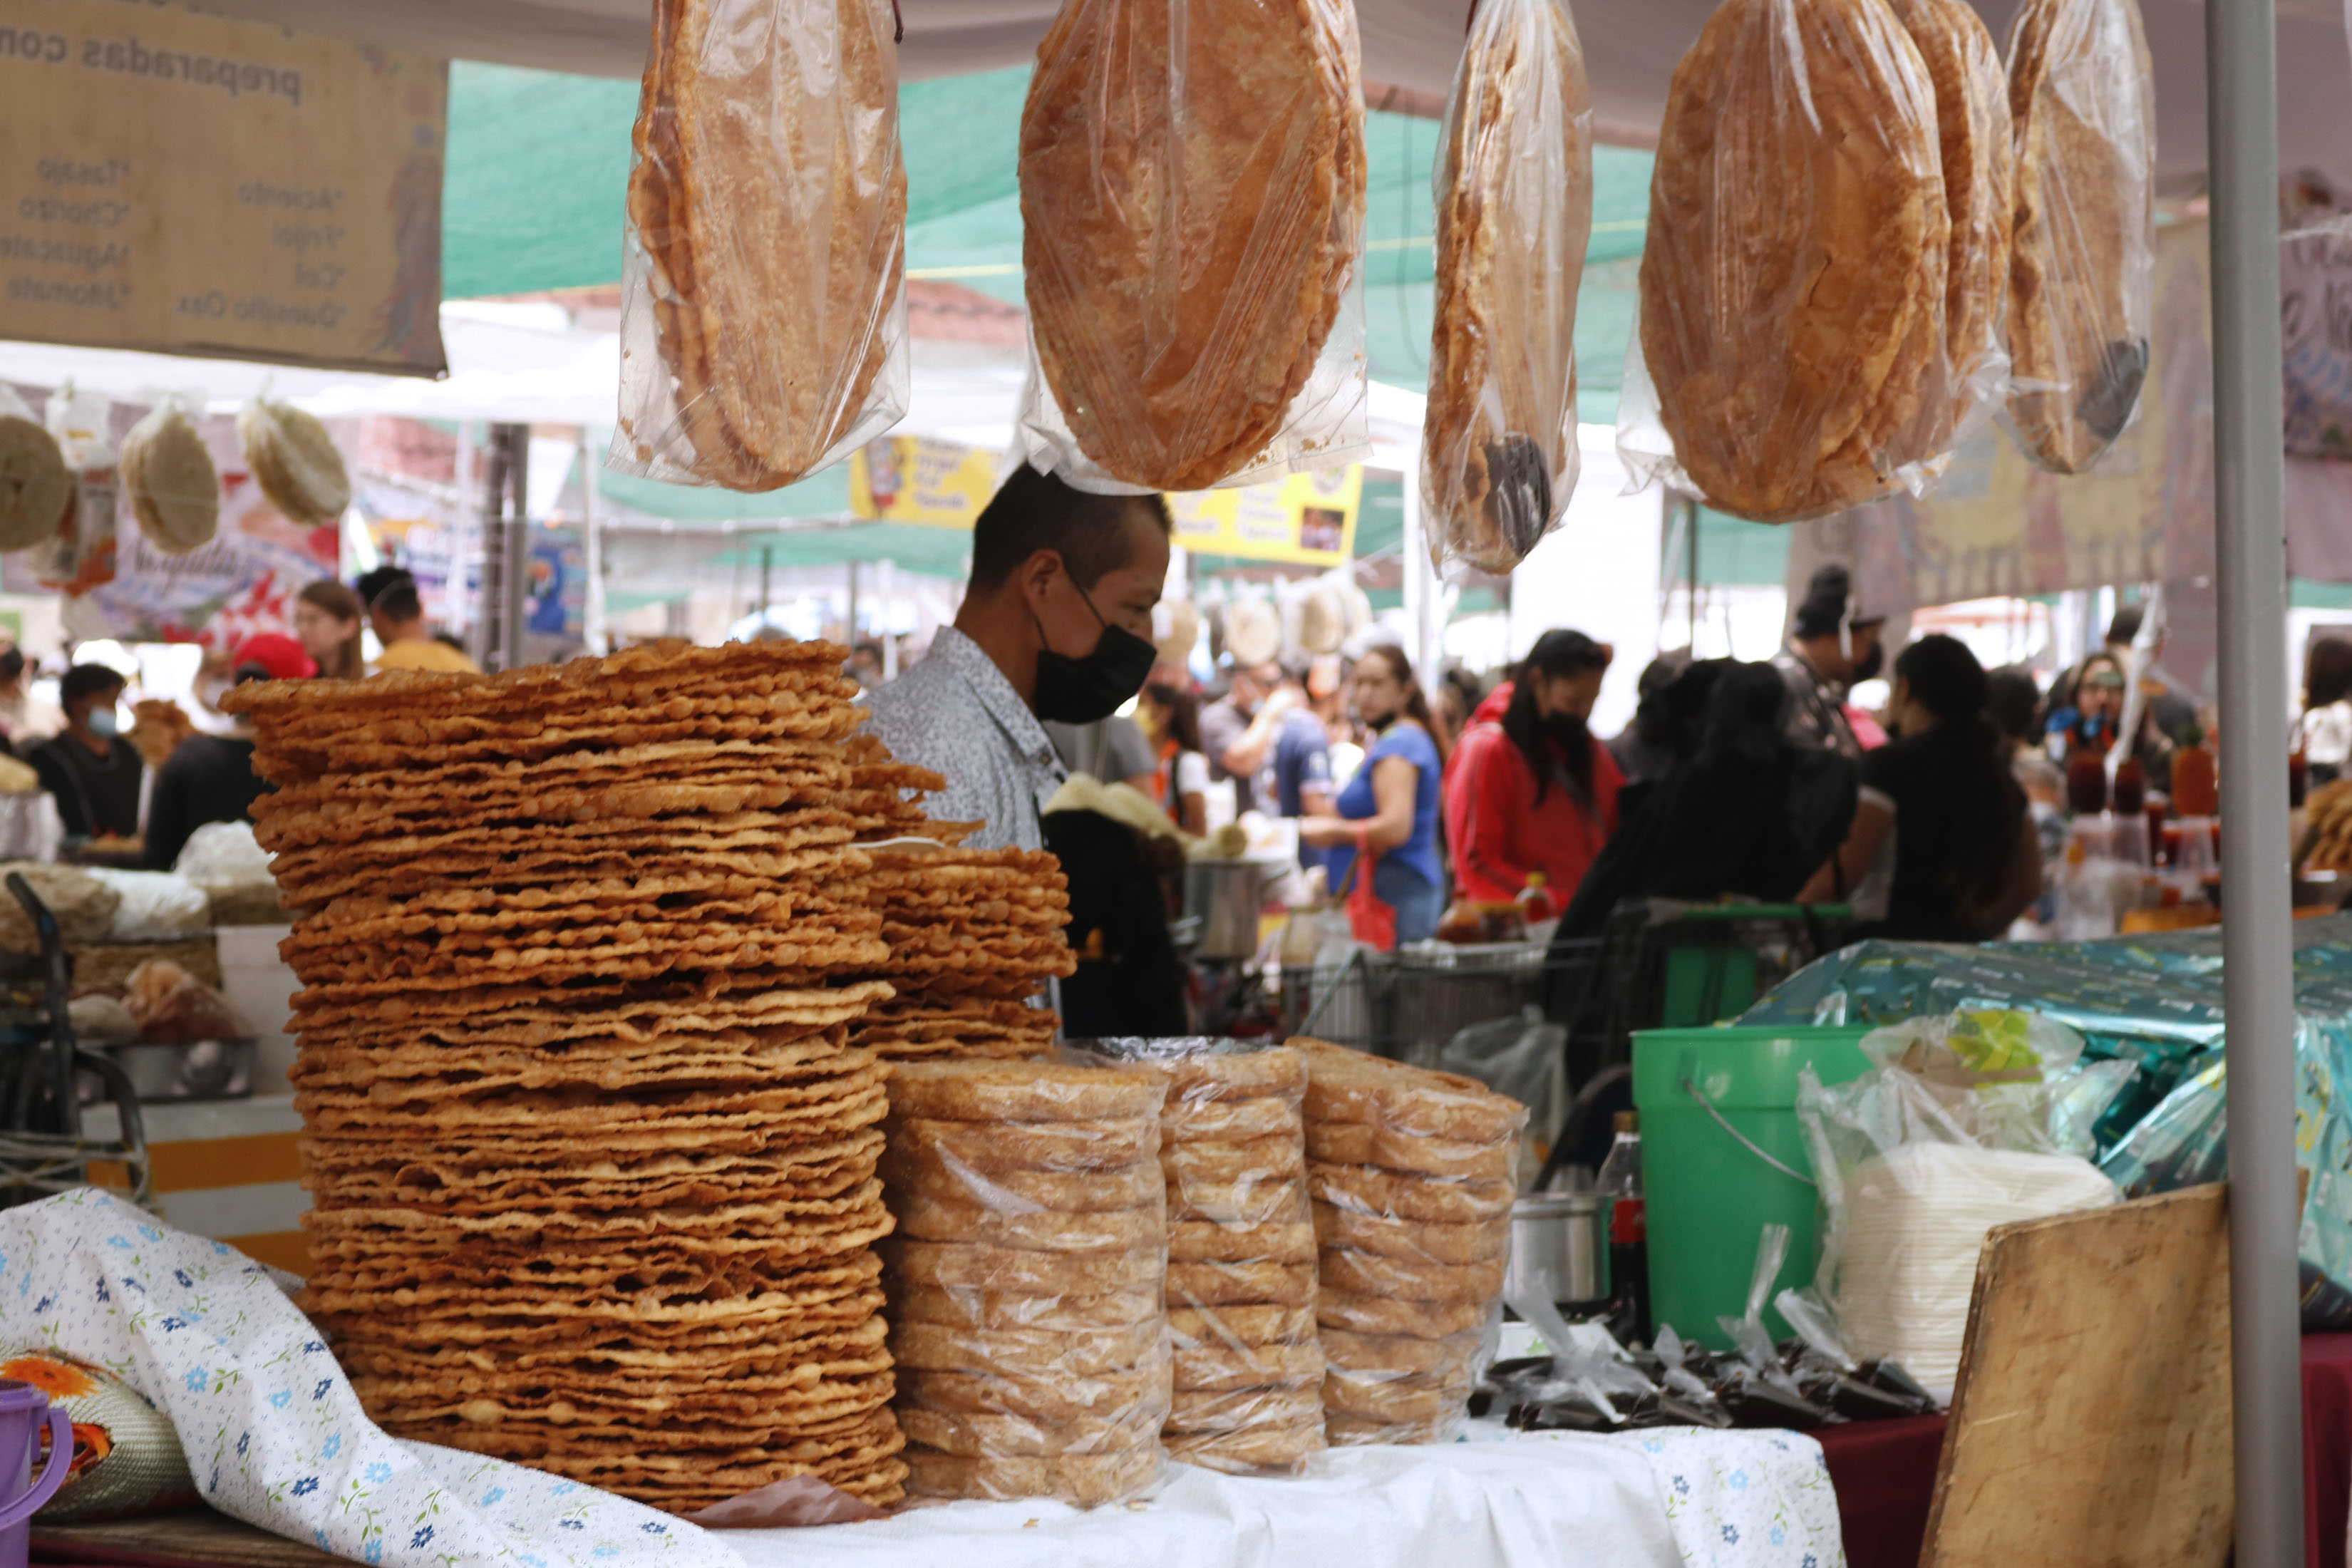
[1616,0,1954,524]
[879,1058,1173,1505]
[1999,0,2154,473]
[236,396,350,525]
[0,383,71,555]
[1421,0,1593,577]
[1013,0,1369,495]
[614,0,909,492]
[1290,1037,1525,1445]
[1077,1039,1326,1474]
[122,393,222,556]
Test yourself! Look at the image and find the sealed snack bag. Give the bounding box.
[123,393,221,555]
[1421,0,1594,575]
[237,396,349,525]
[0,385,70,553]
[617,0,908,491]
[1016,0,1368,492]
[2001,0,2155,473]
[1621,0,1950,523]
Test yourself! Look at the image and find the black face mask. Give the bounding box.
[1032,581,1157,725]
[1850,641,1885,684]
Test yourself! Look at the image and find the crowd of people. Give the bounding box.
[0,565,477,872]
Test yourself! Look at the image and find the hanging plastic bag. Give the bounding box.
[34,384,119,593]
[1340,841,1397,951]
[614,0,909,492]
[1420,0,1593,576]
[1999,0,2155,473]
[1796,1011,2120,1400]
[120,392,220,556]
[1884,0,2015,447]
[235,396,349,525]
[1014,0,1368,494]
[0,383,71,554]
[1619,0,1952,523]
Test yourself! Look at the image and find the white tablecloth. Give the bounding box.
[733,1423,1847,1568]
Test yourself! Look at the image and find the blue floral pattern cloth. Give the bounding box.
[0,1191,741,1568]
[1619,1429,1845,1568]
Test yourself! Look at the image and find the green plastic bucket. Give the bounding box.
[1631,1024,1874,1350]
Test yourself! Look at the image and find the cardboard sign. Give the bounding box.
[0,0,446,374]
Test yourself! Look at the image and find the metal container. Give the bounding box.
[1184,859,1279,961]
[1506,1192,1608,1306]
[76,1038,254,1104]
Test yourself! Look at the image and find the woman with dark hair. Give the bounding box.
[1137,681,1210,835]
[1300,644,1450,944]
[1798,634,2039,940]
[294,579,367,681]
[1444,629,1619,904]
[2303,637,2352,784]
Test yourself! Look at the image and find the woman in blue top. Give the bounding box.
[1299,644,1450,944]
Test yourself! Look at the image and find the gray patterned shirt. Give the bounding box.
[865,626,1066,852]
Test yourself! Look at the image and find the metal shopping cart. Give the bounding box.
[1281,938,1609,1068]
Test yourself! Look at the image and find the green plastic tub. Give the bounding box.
[1631,1024,1874,1350]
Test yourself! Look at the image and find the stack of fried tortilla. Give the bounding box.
[229,639,912,1512]
[834,741,1074,1063]
[881,1059,1171,1505]
[1145,1045,1324,1474]
[1292,1039,1525,1445]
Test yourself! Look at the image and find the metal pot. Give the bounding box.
[1506,1192,1608,1306]
[1184,859,1280,961]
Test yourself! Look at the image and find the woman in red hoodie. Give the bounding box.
[1445,630,1621,904]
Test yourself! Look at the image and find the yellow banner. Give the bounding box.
[1170,467,1361,567]
[0,0,446,373]
[851,437,1001,527]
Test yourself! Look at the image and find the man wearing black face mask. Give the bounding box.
[1772,564,1884,762]
[867,464,1170,852]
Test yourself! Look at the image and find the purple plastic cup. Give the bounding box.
[0,1379,73,1568]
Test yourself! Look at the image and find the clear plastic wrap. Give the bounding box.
[1998,0,2155,473]
[1421,0,1593,577]
[880,1058,1170,1505]
[0,383,71,554]
[1885,0,2014,447]
[1078,1038,1324,1475]
[614,0,909,492]
[1291,1036,1525,1445]
[234,396,349,525]
[1013,0,1368,494]
[35,385,118,590]
[1795,1013,2120,1400]
[1618,0,1952,523]
[120,393,222,556]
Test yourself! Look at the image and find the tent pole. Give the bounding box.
[2208,0,2300,1553]
[582,430,607,656]
[501,427,532,673]
[878,560,898,679]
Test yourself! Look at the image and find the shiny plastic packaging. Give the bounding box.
[1422,0,1593,576]
[0,384,70,554]
[1619,0,1952,523]
[1291,1038,1525,1445]
[121,393,221,556]
[2000,0,2155,473]
[1015,0,1368,494]
[880,1058,1171,1505]
[235,396,349,525]
[1794,1013,2119,1401]
[1886,0,2015,448]
[1082,1039,1324,1475]
[616,0,909,492]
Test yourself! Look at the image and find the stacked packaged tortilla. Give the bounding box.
[1115,1043,1324,1474]
[1294,1039,1525,1445]
[880,1060,1171,1504]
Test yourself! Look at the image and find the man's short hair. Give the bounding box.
[0,649,24,684]
[968,465,1172,593]
[2108,604,2145,646]
[356,566,422,624]
[59,663,125,709]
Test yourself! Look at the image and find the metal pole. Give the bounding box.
[878,559,898,679]
[759,547,772,636]
[582,429,608,656]
[501,428,532,672]
[2208,0,2300,1550]
[475,428,509,671]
